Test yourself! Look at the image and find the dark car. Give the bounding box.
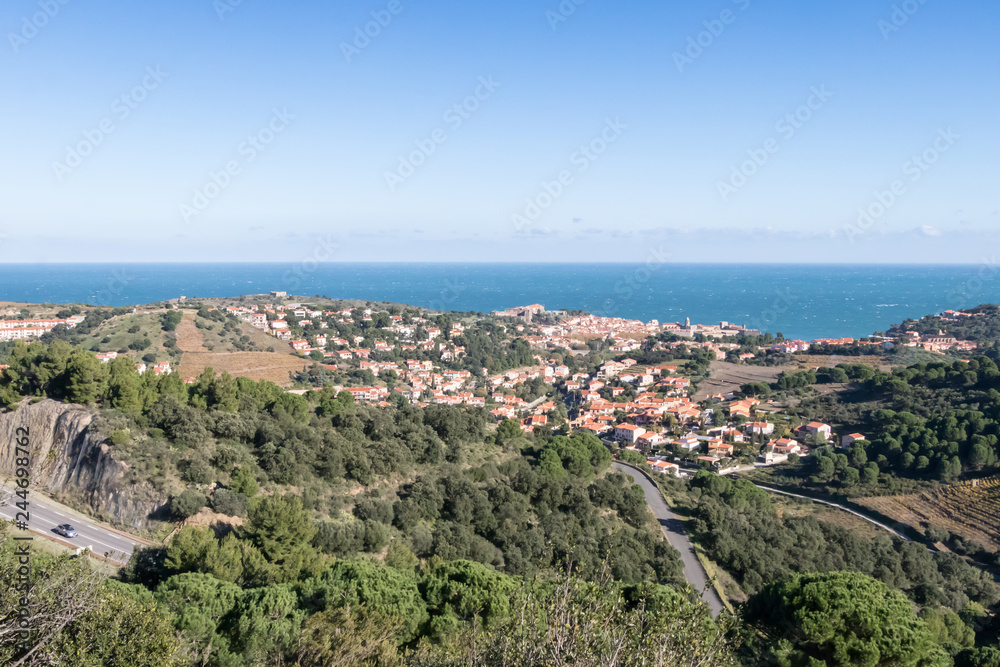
[55,524,78,538]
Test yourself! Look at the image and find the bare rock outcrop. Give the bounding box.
[0,399,165,529]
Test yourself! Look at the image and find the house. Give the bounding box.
[614,424,646,443]
[673,435,702,451]
[769,438,801,455]
[805,422,832,440]
[708,442,735,457]
[520,414,548,433]
[760,450,788,465]
[650,460,680,476]
[745,422,775,436]
[841,433,867,448]
[637,431,666,448]
[290,340,310,352]
[729,402,753,418]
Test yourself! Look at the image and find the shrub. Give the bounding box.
[181,459,214,485]
[109,429,131,446]
[171,490,207,520]
[926,524,950,543]
[211,489,249,517]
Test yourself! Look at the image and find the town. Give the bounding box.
[2,298,985,478]
[204,299,898,475]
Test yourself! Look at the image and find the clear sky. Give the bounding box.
[1,0,997,262]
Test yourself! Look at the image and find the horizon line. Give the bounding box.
[0,261,994,267]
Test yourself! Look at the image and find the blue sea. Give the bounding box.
[1,263,998,341]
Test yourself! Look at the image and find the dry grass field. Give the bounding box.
[856,477,1000,552]
[692,361,794,401]
[175,312,307,385]
[794,354,892,372]
[772,495,886,542]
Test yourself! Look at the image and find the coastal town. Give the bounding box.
[0,298,987,476]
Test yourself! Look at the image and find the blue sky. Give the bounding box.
[0,0,997,262]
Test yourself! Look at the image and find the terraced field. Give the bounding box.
[857,477,1000,551]
[174,311,307,385]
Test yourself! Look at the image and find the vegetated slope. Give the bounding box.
[889,304,1000,344]
[0,399,166,528]
[857,477,1000,553]
[173,310,306,384]
[693,361,794,401]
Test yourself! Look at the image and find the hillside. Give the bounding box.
[172,310,307,384]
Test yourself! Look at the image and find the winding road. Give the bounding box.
[0,484,142,563]
[749,483,912,542]
[612,463,726,617]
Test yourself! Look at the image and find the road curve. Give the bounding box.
[749,483,912,542]
[0,484,141,563]
[612,463,726,617]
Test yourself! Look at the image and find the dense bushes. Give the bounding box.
[689,472,1000,614]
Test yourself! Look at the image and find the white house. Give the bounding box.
[614,424,646,443]
[841,432,866,448]
[805,422,832,440]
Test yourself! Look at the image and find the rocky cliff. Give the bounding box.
[0,399,165,529]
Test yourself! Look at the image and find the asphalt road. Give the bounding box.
[612,463,726,617]
[750,483,912,542]
[0,484,139,563]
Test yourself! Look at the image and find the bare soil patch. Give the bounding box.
[175,311,210,353]
[795,354,891,372]
[693,361,794,401]
[177,351,307,386]
[856,477,1000,552]
[173,311,306,384]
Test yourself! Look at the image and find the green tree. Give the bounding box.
[230,466,260,497]
[496,418,522,447]
[170,489,207,520]
[243,494,319,582]
[64,350,106,404]
[746,571,951,666]
[105,357,144,415]
[296,560,428,640]
[155,573,242,664]
[53,582,184,666]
